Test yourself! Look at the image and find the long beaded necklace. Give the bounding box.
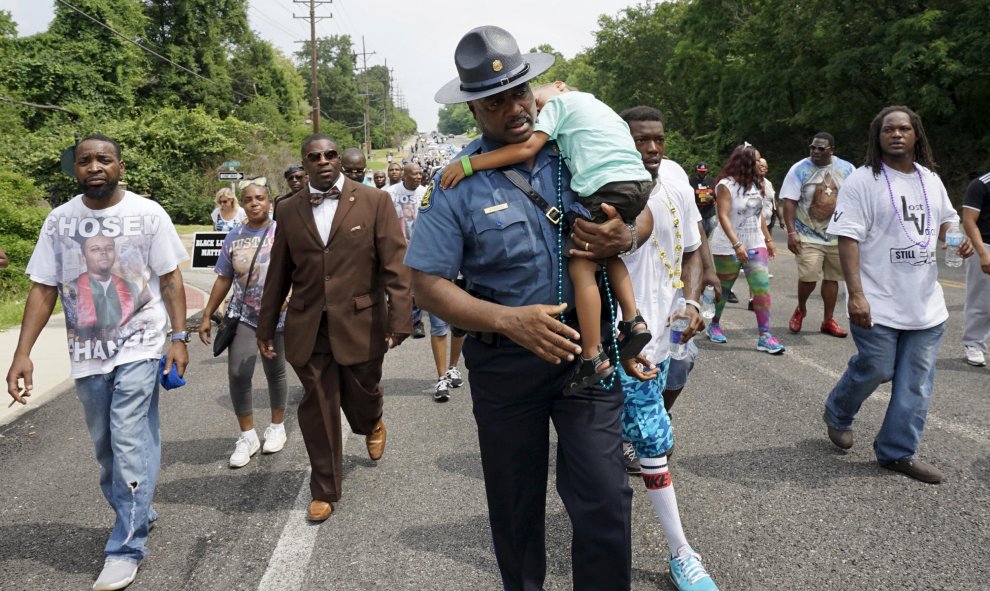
[556,152,616,387]
[880,162,931,249]
[650,177,684,289]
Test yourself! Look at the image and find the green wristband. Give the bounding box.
[461,155,473,177]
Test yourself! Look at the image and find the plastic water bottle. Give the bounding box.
[700,286,716,320]
[945,223,964,268]
[669,298,689,360]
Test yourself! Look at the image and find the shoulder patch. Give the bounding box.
[419,181,434,212]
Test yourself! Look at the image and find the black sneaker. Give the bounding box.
[433,377,451,403]
[623,441,642,475]
[726,290,739,304]
[412,321,426,339]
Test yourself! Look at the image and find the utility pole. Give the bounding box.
[354,36,376,157]
[293,0,331,133]
[382,58,389,149]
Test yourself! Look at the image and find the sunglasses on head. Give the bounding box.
[238,177,268,190]
[306,149,340,163]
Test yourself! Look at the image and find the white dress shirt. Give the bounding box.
[309,175,345,245]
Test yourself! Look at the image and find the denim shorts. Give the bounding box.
[427,312,449,337]
[665,339,698,392]
[618,360,674,458]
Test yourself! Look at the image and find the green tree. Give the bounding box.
[141,0,249,115]
[437,103,475,135]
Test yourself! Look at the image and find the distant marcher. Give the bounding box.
[341,147,373,186]
[781,132,855,338]
[0,245,8,268]
[386,163,427,339]
[758,158,780,231]
[387,162,402,186]
[373,169,387,189]
[211,187,245,232]
[707,144,784,354]
[823,106,972,484]
[275,165,308,220]
[5,135,189,591]
[689,162,718,237]
[961,171,990,366]
[199,180,288,468]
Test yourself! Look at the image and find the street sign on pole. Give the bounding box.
[222,161,241,169]
[218,171,245,181]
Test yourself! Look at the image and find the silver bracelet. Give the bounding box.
[683,299,702,313]
[618,223,638,257]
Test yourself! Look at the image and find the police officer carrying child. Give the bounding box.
[405,26,652,591]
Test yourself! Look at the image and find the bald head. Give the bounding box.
[402,163,423,190]
[341,148,367,183]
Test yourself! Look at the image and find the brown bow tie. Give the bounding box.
[310,187,341,206]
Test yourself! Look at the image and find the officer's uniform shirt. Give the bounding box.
[405,137,577,309]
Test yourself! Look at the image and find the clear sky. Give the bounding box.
[8,0,640,131]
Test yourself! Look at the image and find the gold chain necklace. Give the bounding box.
[650,177,684,289]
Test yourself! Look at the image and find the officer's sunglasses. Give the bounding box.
[306,149,340,163]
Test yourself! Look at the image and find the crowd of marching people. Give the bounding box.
[5,23,990,591]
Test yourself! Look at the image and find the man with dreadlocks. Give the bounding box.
[822,106,973,484]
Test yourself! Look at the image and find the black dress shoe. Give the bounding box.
[726,290,739,304]
[880,459,943,484]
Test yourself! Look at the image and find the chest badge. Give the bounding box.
[419,181,435,212]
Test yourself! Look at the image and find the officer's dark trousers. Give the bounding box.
[464,336,633,591]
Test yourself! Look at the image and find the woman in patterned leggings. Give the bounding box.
[706,145,785,354]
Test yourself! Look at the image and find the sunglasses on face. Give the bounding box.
[809,145,831,152]
[238,177,268,191]
[306,149,340,163]
[286,173,306,181]
[342,167,365,175]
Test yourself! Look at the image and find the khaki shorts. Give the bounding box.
[796,242,843,282]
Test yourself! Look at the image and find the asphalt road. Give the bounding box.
[1,227,987,590]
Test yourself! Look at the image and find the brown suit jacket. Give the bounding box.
[257,177,413,367]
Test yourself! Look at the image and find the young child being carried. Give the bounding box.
[441,80,653,394]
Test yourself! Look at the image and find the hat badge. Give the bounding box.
[492,59,503,72]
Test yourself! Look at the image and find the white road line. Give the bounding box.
[258,412,352,591]
[722,318,989,445]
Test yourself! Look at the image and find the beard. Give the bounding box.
[79,178,119,201]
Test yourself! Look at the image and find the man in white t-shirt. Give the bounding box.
[5,135,189,590]
[824,107,973,484]
[615,106,719,591]
[387,164,464,397]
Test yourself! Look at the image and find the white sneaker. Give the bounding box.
[444,366,464,388]
[965,345,986,367]
[93,558,139,591]
[262,424,287,454]
[229,433,260,468]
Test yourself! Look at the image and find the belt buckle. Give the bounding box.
[545,207,561,225]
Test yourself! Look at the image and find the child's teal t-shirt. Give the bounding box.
[532,91,651,197]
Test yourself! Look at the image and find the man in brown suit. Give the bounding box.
[257,134,412,521]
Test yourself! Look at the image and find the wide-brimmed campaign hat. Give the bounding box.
[435,26,555,104]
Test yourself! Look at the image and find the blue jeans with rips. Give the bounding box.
[824,321,945,464]
[75,358,161,563]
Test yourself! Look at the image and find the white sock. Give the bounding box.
[241,429,259,442]
[268,422,285,432]
[640,456,689,556]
